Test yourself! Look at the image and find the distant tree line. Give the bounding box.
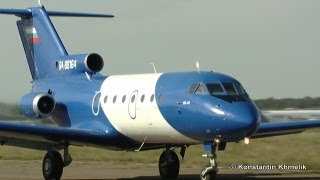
[0,103,20,116]
[254,97,320,110]
[0,103,23,119]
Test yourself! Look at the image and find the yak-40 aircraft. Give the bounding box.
[0,5,319,180]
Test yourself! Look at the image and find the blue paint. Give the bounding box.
[0,120,138,150]
[156,71,260,142]
[30,75,141,149]
[30,7,68,79]
[18,92,48,118]
[256,120,320,137]
[203,143,212,153]
[2,7,111,80]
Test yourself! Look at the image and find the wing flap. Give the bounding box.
[0,137,58,150]
[253,120,320,138]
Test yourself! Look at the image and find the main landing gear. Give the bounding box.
[200,143,219,180]
[157,144,219,180]
[42,146,72,180]
[158,147,181,180]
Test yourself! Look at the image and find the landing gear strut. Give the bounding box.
[158,147,180,180]
[42,146,72,180]
[200,143,219,180]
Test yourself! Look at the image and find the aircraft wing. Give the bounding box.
[253,120,320,138]
[0,121,117,150]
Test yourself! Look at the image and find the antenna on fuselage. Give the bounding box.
[150,63,157,74]
[37,0,43,6]
[196,61,200,72]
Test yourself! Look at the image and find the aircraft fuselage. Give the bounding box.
[35,71,260,150]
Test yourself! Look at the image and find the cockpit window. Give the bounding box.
[195,84,207,94]
[234,83,245,94]
[206,84,224,95]
[207,82,249,103]
[188,82,248,103]
[222,83,237,95]
[188,83,198,93]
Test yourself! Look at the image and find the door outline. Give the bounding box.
[128,90,138,119]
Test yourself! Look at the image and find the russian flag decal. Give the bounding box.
[25,26,40,43]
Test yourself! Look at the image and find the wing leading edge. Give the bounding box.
[0,121,131,150]
[253,120,320,138]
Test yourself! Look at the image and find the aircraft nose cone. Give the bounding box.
[226,103,260,138]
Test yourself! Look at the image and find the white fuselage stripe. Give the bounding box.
[99,74,199,144]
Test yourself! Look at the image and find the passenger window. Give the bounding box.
[195,84,207,94]
[150,94,155,102]
[141,94,145,102]
[188,83,198,93]
[113,95,117,103]
[206,84,224,95]
[131,95,136,103]
[223,84,237,94]
[104,96,108,103]
[122,95,126,103]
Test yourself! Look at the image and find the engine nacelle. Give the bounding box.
[57,53,104,74]
[19,93,56,118]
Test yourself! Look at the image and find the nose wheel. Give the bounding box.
[200,161,218,180]
[200,143,219,180]
[158,148,180,180]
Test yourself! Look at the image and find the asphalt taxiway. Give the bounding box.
[0,160,319,180]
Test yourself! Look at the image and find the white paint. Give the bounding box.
[99,73,199,144]
[182,101,191,105]
[85,72,92,81]
[58,60,77,71]
[25,27,37,34]
[150,63,157,74]
[37,0,42,6]
[92,91,101,116]
[196,61,200,72]
[128,90,138,119]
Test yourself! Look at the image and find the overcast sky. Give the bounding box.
[0,0,320,103]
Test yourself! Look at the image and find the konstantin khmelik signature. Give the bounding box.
[229,163,307,171]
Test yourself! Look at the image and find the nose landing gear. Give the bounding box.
[200,143,219,180]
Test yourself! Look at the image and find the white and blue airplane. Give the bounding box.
[0,5,320,180]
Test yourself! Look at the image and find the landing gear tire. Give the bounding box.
[200,165,217,180]
[158,150,180,180]
[42,151,64,180]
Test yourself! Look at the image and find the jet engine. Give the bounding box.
[57,53,104,74]
[83,53,104,73]
[19,93,56,118]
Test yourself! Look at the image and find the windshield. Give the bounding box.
[188,82,248,98]
[234,83,246,94]
[206,84,224,95]
[206,83,249,103]
[222,83,237,95]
